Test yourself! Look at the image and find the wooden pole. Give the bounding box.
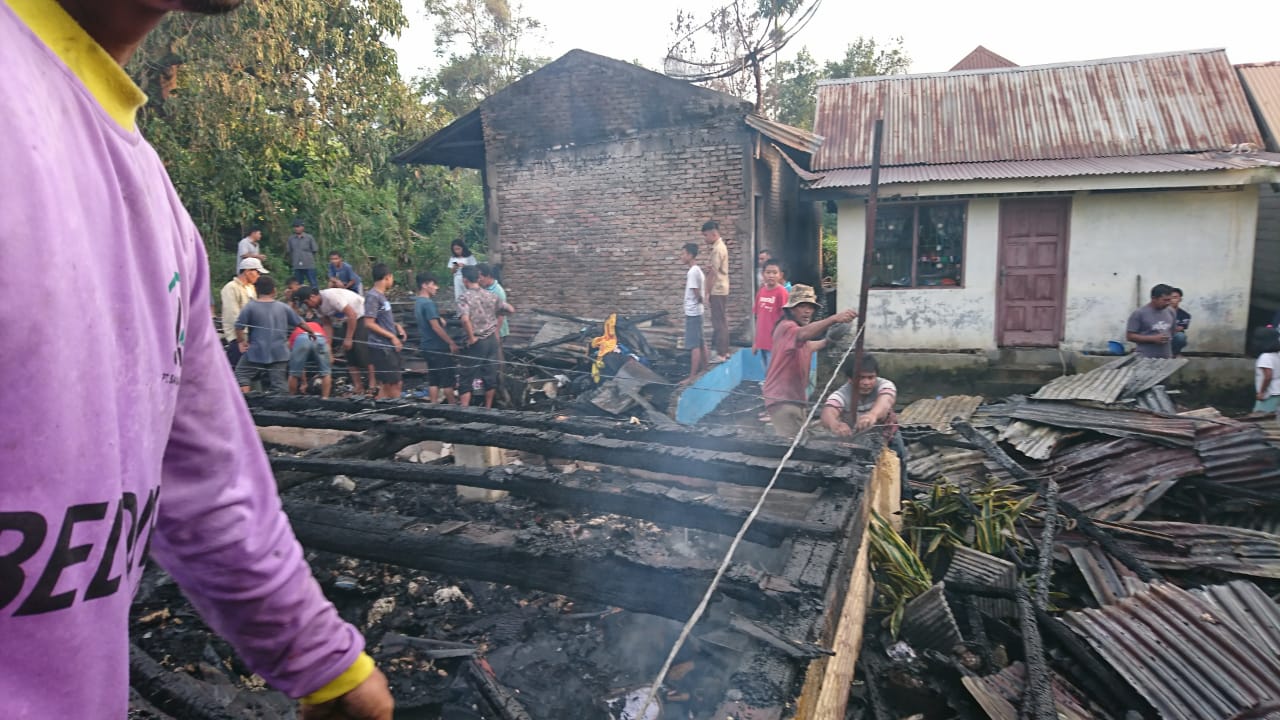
[850,119,884,424]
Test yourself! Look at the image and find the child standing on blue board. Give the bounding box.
[681,242,707,384]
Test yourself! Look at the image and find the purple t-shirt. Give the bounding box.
[0,5,362,717]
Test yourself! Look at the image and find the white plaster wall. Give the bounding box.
[836,198,1001,350]
[1063,188,1258,354]
[836,188,1258,353]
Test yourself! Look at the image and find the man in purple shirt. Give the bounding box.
[0,1,393,718]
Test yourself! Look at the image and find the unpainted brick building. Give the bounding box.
[397,50,823,341]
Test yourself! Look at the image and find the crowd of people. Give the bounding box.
[219,229,517,407]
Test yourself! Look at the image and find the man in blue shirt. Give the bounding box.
[414,273,459,404]
[327,252,362,294]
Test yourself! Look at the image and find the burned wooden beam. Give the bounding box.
[129,644,238,720]
[285,501,801,622]
[247,395,864,465]
[254,410,862,493]
[271,430,417,491]
[271,456,837,546]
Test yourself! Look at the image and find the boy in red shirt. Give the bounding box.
[753,260,789,371]
[287,320,332,398]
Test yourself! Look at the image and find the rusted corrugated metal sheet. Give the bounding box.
[745,113,823,156]
[906,444,992,486]
[1134,385,1177,414]
[1047,438,1202,520]
[961,662,1095,720]
[808,151,1280,188]
[813,48,1263,171]
[1064,582,1280,720]
[1192,415,1280,490]
[997,420,1076,461]
[897,395,984,432]
[1123,357,1189,396]
[1195,580,1280,657]
[994,399,1200,446]
[1239,62,1280,151]
[1033,367,1133,404]
[1067,544,1146,606]
[949,45,1018,72]
[1118,521,1280,580]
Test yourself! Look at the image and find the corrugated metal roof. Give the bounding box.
[995,398,1201,446]
[1049,438,1202,520]
[897,395,984,432]
[1067,544,1146,606]
[1033,367,1133,404]
[1134,385,1178,414]
[805,151,1280,189]
[745,113,824,156]
[949,45,1017,72]
[1064,582,1280,720]
[1189,413,1280,491]
[1120,521,1280,580]
[1239,62,1280,151]
[813,48,1263,171]
[996,420,1075,460]
[1195,581,1280,658]
[905,444,991,485]
[1122,357,1189,395]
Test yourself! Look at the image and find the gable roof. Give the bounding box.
[812,48,1264,171]
[1238,62,1280,151]
[950,45,1017,72]
[395,50,751,167]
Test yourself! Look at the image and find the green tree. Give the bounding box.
[422,0,547,116]
[764,36,911,129]
[128,0,485,285]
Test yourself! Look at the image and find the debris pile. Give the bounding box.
[855,356,1280,719]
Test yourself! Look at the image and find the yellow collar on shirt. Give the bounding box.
[5,0,148,130]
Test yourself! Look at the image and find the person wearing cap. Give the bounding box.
[288,219,320,289]
[221,258,266,367]
[761,285,857,437]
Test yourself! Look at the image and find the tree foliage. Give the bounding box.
[421,0,547,116]
[765,36,911,129]
[128,0,487,285]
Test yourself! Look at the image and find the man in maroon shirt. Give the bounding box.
[761,284,856,437]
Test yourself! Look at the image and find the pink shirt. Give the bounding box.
[753,285,789,351]
[762,318,813,408]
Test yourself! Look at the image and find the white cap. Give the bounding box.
[238,257,270,274]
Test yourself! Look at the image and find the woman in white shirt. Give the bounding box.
[447,240,477,300]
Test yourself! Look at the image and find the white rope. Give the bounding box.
[635,322,866,717]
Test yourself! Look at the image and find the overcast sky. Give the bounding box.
[393,0,1278,83]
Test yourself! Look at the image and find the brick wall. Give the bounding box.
[1253,183,1280,315]
[489,118,754,332]
[479,52,762,338]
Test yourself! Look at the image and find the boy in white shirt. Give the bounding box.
[681,242,707,384]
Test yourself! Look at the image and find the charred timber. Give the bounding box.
[253,410,863,493]
[271,430,417,491]
[129,644,239,720]
[285,501,803,622]
[270,456,840,546]
[247,395,864,465]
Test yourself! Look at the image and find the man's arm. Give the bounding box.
[820,405,853,437]
[234,306,252,349]
[796,309,857,342]
[152,238,377,705]
[855,393,895,431]
[363,316,401,348]
[1126,311,1168,344]
[431,318,459,353]
[340,305,358,350]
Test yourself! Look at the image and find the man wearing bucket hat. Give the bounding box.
[221,258,268,367]
[762,285,857,437]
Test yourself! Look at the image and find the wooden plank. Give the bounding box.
[253,410,862,493]
[245,395,865,465]
[269,456,836,546]
[794,447,900,720]
[274,431,417,490]
[284,501,800,622]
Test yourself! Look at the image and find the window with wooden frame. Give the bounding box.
[868,202,967,288]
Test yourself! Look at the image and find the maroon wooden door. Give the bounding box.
[997,198,1070,347]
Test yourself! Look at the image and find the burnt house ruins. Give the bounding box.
[395,50,824,342]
